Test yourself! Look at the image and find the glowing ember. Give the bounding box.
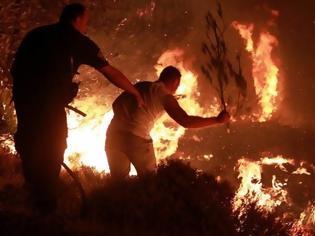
[136,0,156,18]
[233,21,280,122]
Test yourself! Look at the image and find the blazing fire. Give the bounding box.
[233,21,280,122]
[64,48,219,171]
[233,156,291,215]
[64,99,113,172]
[1,8,314,232]
[64,19,283,172]
[233,154,315,234]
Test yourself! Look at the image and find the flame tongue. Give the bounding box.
[233,156,291,215]
[232,22,280,122]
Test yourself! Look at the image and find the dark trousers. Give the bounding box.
[14,101,67,213]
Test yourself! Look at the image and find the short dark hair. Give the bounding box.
[159,66,181,82]
[59,3,86,24]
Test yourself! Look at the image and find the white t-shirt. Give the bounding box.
[110,81,170,139]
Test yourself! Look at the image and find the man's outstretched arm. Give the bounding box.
[98,65,144,107]
[163,95,229,128]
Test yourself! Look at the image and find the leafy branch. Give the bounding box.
[201,1,247,113]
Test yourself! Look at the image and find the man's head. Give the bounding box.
[158,66,181,94]
[59,3,88,34]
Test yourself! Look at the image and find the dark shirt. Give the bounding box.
[11,22,109,105]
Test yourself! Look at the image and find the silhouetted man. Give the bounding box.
[11,3,143,213]
[106,66,230,179]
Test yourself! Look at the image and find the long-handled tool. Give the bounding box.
[62,162,87,216]
[63,105,87,216]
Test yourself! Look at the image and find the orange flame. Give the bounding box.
[233,156,290,215]
[232,21,280,122]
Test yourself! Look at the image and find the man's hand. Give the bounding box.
[216,110,230,123]
[98,65,144,107]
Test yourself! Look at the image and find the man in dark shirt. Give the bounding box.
[11,3,143,214]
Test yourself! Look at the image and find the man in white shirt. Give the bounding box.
[106,66,230,179]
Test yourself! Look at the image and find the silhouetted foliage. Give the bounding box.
[201,2,247,111]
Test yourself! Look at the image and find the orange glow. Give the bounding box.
[64,98,113,172]
[64,100,138,175]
